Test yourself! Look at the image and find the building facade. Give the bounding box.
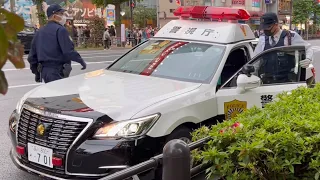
[159,0,266,28]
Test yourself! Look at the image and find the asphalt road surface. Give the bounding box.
[1,40,320,180]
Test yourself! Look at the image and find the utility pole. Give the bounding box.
[289,0,293,30]
[156,0,159,28]
[9,0,15,12]
[130,0,134,31]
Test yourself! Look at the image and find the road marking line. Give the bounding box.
[23,55,121,59]
[9,83,43,89]
[3,61,114,71]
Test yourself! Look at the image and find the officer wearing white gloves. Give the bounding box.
[254,12,313,68]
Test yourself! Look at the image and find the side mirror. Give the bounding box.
[241,64,255,77]
[236,74,261,94]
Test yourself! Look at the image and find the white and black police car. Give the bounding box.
[8,6,317,180]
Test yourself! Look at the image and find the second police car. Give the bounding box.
[8,6,317,180]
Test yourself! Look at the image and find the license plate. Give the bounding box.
[27,143,53,168]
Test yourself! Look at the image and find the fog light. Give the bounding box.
[16,146,25,155]
[52,157,63,166]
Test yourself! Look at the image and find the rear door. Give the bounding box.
[215,46,306,120]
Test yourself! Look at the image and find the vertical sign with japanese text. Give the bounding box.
[265,0,272,4]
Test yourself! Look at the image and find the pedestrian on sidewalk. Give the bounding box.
[103,28,111,50]
[28,4,86,83]
[109,25,116,45]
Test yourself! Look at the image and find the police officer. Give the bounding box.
[28,4,86,83]
[254,12,313,68]
[253,12,313,84]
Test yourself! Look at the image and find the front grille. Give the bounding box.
[17,108,88,177]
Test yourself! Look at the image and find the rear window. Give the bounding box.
[108,40,226,83]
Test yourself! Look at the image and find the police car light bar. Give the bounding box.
[173,6,251,21]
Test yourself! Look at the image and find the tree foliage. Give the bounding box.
[123,5,156,28]
[292,0,320,24]
[0,8,25,95]
[88,16,105,47]
[192,85,320,179]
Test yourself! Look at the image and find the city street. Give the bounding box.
[0,39,320,180]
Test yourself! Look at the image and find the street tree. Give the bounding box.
[91,0,141,46]
[89,16,106,47]
[123,5,156,28]
[292,0,319,25]
[0,8,25,95]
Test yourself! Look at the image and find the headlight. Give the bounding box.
[93,114,160,138]
[9,110,18,133]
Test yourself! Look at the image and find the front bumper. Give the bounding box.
[8,107,165,179]
[10,148,71,180]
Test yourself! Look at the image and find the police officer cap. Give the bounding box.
[47,4,66,18]
[260,12,279,29]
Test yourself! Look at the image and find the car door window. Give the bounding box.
[218,47,249,87]
[222,46,306,88]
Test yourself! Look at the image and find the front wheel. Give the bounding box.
[165,126,192,144]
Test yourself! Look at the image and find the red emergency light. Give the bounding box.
[173,6,251,21]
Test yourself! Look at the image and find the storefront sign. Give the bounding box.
[252,0,261,7]
[4,0,105,26]
[278,0,291,15]
[106,9,115,21]
[232,0,245,5]
[106,4,115,26]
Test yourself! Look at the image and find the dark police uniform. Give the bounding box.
[28,4,86,83]
[258,30,296,84]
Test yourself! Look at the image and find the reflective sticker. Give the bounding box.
[85,69,105,79]
[240,25,247,36]
[71,97,84,104]
[224,99,247,120]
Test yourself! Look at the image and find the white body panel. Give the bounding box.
[155,20,255,44]
[216,83,307,114]
[26,70,201,121]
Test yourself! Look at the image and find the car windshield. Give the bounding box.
[108,40,226,83]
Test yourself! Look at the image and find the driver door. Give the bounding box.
[215,46,306,120]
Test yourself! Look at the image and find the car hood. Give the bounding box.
[25,69,201,121]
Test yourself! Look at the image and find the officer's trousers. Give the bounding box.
[42,66,64,83]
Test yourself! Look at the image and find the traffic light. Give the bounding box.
[131,1,135,8]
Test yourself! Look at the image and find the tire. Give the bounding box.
[165,126,192,144]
